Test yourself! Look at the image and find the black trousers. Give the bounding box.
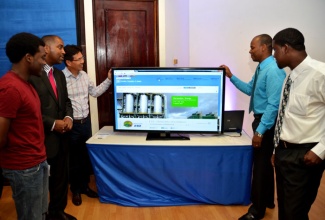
[275,141,325,220]
[47,135,69,212]
[248,115,275,218]
[69,117,93,193]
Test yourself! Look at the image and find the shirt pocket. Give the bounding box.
[288,93,310,116]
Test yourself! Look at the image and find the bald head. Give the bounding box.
[255,34,272,54]
[249,34,272,63]
[41,35,65,66]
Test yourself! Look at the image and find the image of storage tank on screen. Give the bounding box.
[116,93,219,120]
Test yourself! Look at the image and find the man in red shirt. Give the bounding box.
[0,32,48,220]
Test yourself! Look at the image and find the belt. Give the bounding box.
[254,114,263,119]
[73,115,89,124]
[279,140,318,149]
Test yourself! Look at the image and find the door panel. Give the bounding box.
[93,0,159,128]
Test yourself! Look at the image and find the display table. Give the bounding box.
[86,126,253,207]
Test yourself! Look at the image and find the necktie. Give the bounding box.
[249,66,260,113]
[48,68,58,99]
[274,75,292,147]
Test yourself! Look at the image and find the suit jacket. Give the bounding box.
[29,68,73,158]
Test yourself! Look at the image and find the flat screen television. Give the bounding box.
[111,67,226,140]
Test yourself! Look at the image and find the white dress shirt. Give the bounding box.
[280,56,325,159]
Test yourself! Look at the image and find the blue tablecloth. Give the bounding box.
[87,143,253,207]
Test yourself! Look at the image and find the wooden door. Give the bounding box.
[93,0,159,128]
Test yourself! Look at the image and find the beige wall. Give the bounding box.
[84,0,325,136]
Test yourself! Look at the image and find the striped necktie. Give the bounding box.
[274,75,292,147]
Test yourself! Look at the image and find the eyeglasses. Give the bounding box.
[72,56,85,62]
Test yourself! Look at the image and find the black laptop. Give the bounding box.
[223,110,245,133]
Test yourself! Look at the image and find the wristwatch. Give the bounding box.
[255,132,263,138]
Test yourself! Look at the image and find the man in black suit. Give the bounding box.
[29,35,77,220]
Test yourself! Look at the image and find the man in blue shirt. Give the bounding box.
[220,34,286,220]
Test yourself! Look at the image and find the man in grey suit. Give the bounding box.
[29,35,77,220]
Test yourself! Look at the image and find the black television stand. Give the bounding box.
[146,132,190,141]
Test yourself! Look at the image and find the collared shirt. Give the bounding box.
[230,56,286,134]
[62,67,111,119]
[44,64,52,78]
[280,56,325,159]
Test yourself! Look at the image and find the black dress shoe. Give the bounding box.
[80,186,99,198]
[59,212,77,220]
[46,211,77,220]
[238,212,260,220]
[72,193,82,206]
[266,203,275,209]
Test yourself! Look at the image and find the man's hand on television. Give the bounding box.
[108,69,112,80]
[219,64,233,78]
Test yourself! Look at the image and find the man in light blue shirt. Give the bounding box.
[221,34,286,220]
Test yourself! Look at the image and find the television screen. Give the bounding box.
[111,67,226,140]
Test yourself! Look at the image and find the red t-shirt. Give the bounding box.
[0,71,46,170]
